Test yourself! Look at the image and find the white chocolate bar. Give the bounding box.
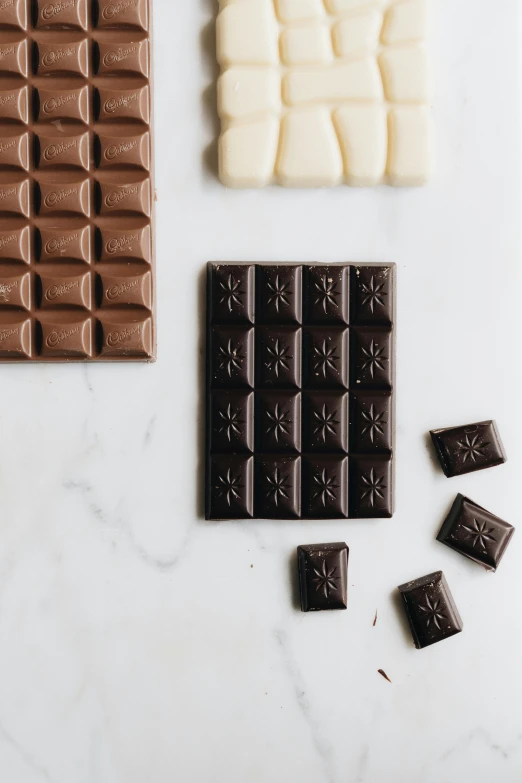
[217,0,432,187]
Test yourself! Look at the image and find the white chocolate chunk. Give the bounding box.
[218,67,281,119]
[381,0,428,45]
[216,0,279,66]
[332,11,383,58]
[275,0,324,23]
[333,105,387,185]
[379,46,429,103]
[284,59,383,106]
[325,0,383,13]
[280,25,332,65]
[219,116,280,187]
[276,108,343,187]
[387,106,431,186]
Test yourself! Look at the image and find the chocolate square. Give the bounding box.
[210,326,254,388]
[350,391,392,452]
[303,391,348,452]
[210,390,254,453]
[302,455,348,519]
[208,454,254,519]
[350,327,392,389]
[209,264,254,324]
[398,571,463,649]
[350,265,393,325]
[297,542,349,612]
[437,494,514,571]
[256,326,301,388]
[430,420,506,477]
[350,455,393,518]
[256,391,301,452]
[256,455,301,519]
[304,327,348,389]
[304,265,349,324]
[256,265,302,324]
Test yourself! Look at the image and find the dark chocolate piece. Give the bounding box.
[437,494,514,571]
[206,263,395,520]
[0,0,155,361]
[398,571,463,649]
[430,421,506,477]
[297,542,349,612]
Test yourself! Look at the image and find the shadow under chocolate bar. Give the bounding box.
[206,262,396,521]
[0,0,155,361]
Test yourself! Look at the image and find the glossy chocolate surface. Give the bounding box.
[398,571,463,649]
[298,542,349,612]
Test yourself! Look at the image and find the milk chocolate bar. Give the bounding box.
[0,0,154,361]
[206,263,396,520]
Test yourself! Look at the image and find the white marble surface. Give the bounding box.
[0,1,522,781]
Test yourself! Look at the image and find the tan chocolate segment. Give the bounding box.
[0,0,27,30]
[39,317,92,357]
[39,271,91,309]
[97,225,150,263]
[0,39,28,77]
[0,226,30,263]
[99,315,152,357]
[0,132,29,170]
[38,86,89,123]
[35,0,88,30]
[96,86,149,123]
[0,318,31,357]
[97,132,150,170]
[39,226,91,263]
[0,86,29,123]
[36,39,89,77]
[96,39,148,77]
[37,132,90,170]
[0,272,30,309]
[97,180,150,217]
[0,180,30,217]
[97,0,148,30]
[37,179,90,216]
[98,269,151,308]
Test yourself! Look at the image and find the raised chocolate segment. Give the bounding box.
[398,571,463,650]
[437,494,515,572]
[430,420,506,478]
[0,0,154,361]
[297,542,349,613]
[206,263,395,520]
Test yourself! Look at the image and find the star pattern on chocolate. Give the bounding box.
[361,404,386,443]
[360,276,386,313]
[312,468,338,506]
[314,275,338,313]
[419,595,446,630]
[461,518,497,550]
[313,404,339,442]
[313,340,339,377]
[217,468,243,505]
[218,339,243,376]
[266,403,290,442]
[456,434,490,463]
[312,560,339,597]
[266,468,290,507]
[218,403,243,441]
[219,274,243,312]
[361,340,387,378]
[267,275,291,312]
[361,468,386,506]
[266,339,292,377]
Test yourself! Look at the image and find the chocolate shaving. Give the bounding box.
[373,609,378,626]
[378,669,392,683]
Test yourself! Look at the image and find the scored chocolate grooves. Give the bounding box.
[0,0,155,361]
[206,263,396,520]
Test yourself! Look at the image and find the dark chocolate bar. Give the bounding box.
[398,571,463,649]
[0,0,154,361]
[430,421,506,477]
[297,542,349,612]
[206,263,395,520]
[437,494,514,571]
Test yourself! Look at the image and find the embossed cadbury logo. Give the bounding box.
[45,280,79,301]
[45,233,78,254]
[105,186,138,208]
[43,93,76,114]
[42,47,76,67]
[0,1,15,11]
[0,47,15,60]
[43,139,77,161]
[103,46,137,67]
[42,0,75,20]
[46,326,79,347]
[0,327,18,342]
[0,94,15,108]
[0,280,18,302]
[0,140,15,155]
[106,233,138,254]
[104,93,138,114]
[106,279,139,300]
[44,187,78,208]
[105,140,137,160]
[0,234,16,250]
[102,0,138,19]
[107,326,139,347]
[0,187,16,199]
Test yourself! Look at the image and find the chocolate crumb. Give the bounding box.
[378,669,392,683]
[373,610,378,627]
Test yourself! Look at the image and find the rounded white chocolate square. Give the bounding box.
[276,108,343,187]
[280,25,332,65]
[387,106,431,186]
[381,0,428,45]
[275,0,325,23]
[379,46,429,103]
[284,59,383,106]
[332,11,383,57]
[218,67,281,119]
[216,0,279,66]
[219,116,280,187]
[334,105,387,185]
